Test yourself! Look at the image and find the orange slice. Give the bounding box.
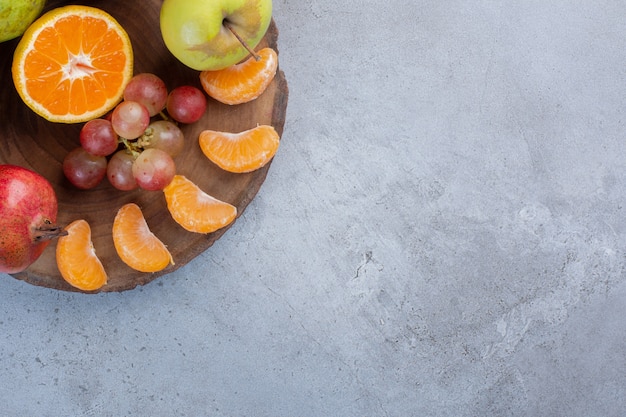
[56,219,107,291]
[199,47,278,105]
[12,5,134,123]
[163,175,237,234]
[112,203,174,273]
[199,125,280,173]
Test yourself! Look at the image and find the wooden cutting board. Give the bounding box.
[0,0,288,292]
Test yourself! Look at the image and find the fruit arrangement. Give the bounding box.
[0,0,288,292]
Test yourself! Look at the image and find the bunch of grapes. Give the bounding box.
[63,73,208,191]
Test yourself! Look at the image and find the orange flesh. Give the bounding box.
[13,6,133,122]
[163,175,237,234]
[56,219,107,291]
[199,47,277,105]
[199,125,280,173]
[112,203,173,273]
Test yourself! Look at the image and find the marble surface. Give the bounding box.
[2,1,626,415]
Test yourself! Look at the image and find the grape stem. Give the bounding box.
[224,21,261,61]
[119,137,142,158]
[159,111,171,122]
[136,127,154,149]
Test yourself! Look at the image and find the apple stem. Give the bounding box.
[34,223,68,242]
[224,21,261,61]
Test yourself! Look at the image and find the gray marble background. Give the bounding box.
[2,1,626,415]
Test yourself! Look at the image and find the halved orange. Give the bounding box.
[163,175,237,234]
[56,219,107,291]
[199,125,280,173]
[12,5,134,123]
[112,203,174,273]
[199,47,278,105]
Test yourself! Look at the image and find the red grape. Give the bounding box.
[132,148,176,191]
[166,85,206,124]
[63,147,107,189]
[79,118,119,156]
[107,150,138,191]
[123,73,168,117]
[111,100,150,139]
[142,120,185,157]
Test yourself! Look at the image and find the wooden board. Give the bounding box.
[0,0,288,292]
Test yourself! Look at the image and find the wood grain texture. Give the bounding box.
[0,0,288,292]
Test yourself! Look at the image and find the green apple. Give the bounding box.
[0,0,46,42]
[160,0,272,71]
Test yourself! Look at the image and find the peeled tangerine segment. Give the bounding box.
[56,219,107,291]
[163,175,237,234]
[199,125,280,173]
[112,203,174,273]
[199,47,278,105]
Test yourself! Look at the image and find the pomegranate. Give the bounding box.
[0,164,64,273]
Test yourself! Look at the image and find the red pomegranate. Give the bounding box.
[0,164,64,273]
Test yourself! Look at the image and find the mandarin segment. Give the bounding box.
[112,203,174,273]
[56,219,107,291]
[199,125,280,173]
[163,175,237,234]
[11,5,133,123]
[199,47,278,105]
